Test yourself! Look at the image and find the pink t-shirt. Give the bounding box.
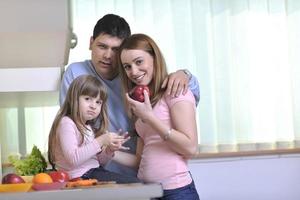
[54,116,112,179]
[136,89,196,189]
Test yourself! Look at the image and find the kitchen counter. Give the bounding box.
[0,183,163,200]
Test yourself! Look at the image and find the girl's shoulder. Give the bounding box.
[60,116,76,126]
[57,116,80,135]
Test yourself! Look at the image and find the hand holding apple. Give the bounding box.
[127,88,154,122]
[129,85,150,102]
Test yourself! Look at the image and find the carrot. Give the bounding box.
[66,179,97,187]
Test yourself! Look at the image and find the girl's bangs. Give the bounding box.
[82,82,101,98]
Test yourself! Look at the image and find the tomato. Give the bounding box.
[130,85,150,102]
[48,170,69,183]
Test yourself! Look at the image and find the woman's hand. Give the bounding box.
[126,90,154,122]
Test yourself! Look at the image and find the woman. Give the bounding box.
[115,34,200,200]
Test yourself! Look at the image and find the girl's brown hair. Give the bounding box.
[48,75,108,169]
[117,33,168,109]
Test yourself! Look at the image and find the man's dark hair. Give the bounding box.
[93,14,131,40]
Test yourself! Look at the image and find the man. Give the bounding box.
[60,14,200,176]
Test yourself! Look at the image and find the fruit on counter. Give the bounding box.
[32,173,53,184]
[48,170,69,183]
[8,145,47,176]
[2,173,25,184]
[129,85,150,102]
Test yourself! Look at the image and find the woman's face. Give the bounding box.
[120,49,154,86]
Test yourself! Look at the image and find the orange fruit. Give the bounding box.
[32,173,53,184]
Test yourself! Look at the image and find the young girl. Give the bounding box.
[48,75,140,183]
[115,34,200,199]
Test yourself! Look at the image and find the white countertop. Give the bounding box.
[0,183,163,200]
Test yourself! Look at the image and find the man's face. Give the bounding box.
[89,33,123,80]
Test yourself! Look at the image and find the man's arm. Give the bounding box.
[161,69,200,106]
[188,73,200,106]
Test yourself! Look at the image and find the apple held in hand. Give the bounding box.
[48,170,69,183]
[130,85,150,102]
[2,173,25,184]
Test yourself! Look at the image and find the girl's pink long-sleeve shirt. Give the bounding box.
[54,116,112,179]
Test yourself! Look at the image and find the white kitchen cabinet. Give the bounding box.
[0,0,72,92]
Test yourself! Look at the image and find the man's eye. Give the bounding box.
[98,44,106,49]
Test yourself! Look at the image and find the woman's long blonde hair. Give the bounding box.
[117,33,168,112]
[48,75,108,169]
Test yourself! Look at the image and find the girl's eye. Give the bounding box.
[96,100,102,104]
[85,97,90,101]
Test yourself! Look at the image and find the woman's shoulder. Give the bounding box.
[163,89,195,107]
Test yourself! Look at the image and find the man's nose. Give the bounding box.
[103,49,113,59]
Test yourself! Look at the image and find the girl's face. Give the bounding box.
[79,94,102,123]
[120,49,154,85]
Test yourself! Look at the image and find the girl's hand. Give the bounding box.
[96,131,129,151]
[126,90,154,122]
[107,130,130,151]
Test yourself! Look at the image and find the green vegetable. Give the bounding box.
[8,145,47,176]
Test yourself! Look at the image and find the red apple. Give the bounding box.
[130,85,150,102]
[48,170,69,183]
[2,173,25,184]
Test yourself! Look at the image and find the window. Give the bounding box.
[69,0,300,153]
[0,92,59,174]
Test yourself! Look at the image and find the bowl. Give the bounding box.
[32,182,67,191]
[0,183,33,193]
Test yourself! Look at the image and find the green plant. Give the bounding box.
[8,145,47,176]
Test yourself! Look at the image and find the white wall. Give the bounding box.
[188,154,300,200]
